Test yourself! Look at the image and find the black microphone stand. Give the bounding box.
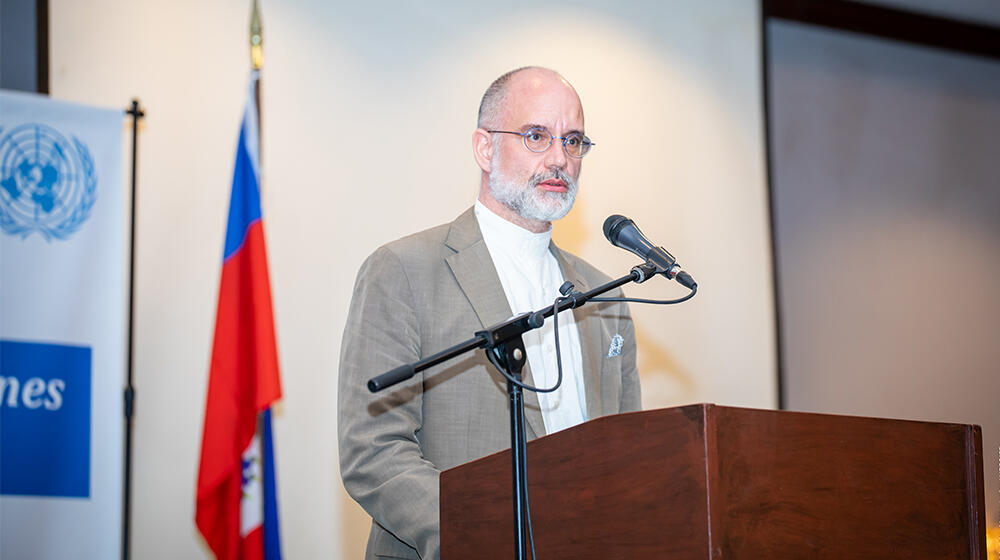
[367,262,660,560]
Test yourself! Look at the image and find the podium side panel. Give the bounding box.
[711,407,983,559]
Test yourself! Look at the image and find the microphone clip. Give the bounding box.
[630,262,659,284]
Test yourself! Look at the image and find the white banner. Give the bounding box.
[0,90,124,559]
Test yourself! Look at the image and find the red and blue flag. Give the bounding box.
[197,70,282,560]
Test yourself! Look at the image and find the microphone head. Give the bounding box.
[602,213,683,279]
[603,214,631,244]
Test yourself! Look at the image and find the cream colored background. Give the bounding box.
[50,1,774,557]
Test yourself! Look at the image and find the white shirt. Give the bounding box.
[474,201,587,434]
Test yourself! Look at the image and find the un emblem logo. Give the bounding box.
[0,123,97,240]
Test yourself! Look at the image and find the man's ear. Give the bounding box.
[472,128,494,173]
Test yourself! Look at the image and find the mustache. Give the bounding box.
[529,169,577,191]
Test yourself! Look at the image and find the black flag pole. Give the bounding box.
[121,98,143,560]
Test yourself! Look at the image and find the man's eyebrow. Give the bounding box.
[518,124,585,136]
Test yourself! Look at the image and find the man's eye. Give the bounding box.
[526,132,544,142]
[565,135,581,146]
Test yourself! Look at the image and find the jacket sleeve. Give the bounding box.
[338,246,440,558]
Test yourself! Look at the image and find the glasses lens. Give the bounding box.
[564,133,592,158]
[522,128,552,152]
[564,133,583,157]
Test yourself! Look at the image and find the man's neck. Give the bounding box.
[476,192,552,234]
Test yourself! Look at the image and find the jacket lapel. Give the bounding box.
[552,244,604,421]
[444,207,547,439]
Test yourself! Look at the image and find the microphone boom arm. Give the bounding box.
[366,262,655,392]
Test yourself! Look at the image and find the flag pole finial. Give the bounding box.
[250,0,262,70]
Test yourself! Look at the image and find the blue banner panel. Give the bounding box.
[1,339,91,497]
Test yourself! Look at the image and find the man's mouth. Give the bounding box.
[537,179,567,193]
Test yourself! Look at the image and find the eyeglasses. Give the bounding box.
[487,126,595,158]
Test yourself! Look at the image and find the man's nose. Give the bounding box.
[544,140,568,169]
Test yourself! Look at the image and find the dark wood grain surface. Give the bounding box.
[711,406,985,559]
[442,405,713,559]
[440,404,986,559]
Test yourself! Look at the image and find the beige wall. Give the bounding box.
[50,1,774,557]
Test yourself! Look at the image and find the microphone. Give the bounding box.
[603,215,697,289]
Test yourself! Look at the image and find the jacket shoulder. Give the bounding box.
[366,207,477,270]
[555,247,614,285]
[384,222,452,258]
[359,222,453,276]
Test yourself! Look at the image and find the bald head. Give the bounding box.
[477,66,582,130]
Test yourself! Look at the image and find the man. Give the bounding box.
[338,67,640,559]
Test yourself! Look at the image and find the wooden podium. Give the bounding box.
[440,404,987,559]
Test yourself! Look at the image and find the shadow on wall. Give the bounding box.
[341,490,371,558]
[557,198,697,407]
[635,326,696,406]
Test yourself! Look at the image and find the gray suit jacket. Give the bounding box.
[338,207,640,559]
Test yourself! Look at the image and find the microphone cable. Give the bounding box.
[590,284,697,305]
[486,283,697,394]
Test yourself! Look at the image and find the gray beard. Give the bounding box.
[489,159,579,224]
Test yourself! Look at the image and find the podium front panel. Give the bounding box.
[441,406,714,559]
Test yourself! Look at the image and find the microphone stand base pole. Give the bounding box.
[485,338,531,560]
[508,376,529,560]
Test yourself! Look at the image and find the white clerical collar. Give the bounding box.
[474,200,552,262]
